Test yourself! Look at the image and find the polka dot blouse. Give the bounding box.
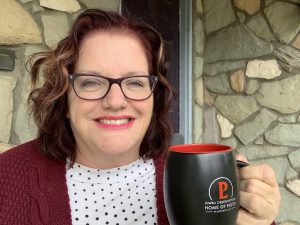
[66,158,157,225]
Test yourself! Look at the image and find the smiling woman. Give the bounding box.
[0,9,173,225]
[0,8,280,225]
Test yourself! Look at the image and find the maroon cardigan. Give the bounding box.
[0,140,275,225]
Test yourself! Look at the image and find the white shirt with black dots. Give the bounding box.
[66,158,158,225]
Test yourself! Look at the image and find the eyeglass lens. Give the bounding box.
[72,75,156,100]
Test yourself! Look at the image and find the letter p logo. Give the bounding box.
[218,181,229,200]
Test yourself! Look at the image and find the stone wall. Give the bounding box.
[193,0,300,223]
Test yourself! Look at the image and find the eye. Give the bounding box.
[77,77,106,91]
[124,77,147,88]
[82,79,97,86]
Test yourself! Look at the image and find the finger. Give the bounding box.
[239,164,278,187]
[237,208,270,225]
[239,190,273,217]
[240,179,276,204]
[235,154,249,163]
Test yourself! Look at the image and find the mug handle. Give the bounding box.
[236,160,249,168]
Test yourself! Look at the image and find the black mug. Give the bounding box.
[164,144,247,225]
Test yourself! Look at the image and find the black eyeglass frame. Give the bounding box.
[68,73,158,101]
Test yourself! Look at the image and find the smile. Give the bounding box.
[99,118,132,125]
[95,116,135,129]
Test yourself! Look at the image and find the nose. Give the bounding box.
[101,83,127,109]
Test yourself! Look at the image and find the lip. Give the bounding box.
[94,115,136,129]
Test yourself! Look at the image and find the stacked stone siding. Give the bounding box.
[194,0,300,224]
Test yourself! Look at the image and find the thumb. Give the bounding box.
[235,154,249,163]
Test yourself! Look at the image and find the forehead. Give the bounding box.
[80,30,145,51]
[75,31,150,74]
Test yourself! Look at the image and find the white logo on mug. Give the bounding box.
[204,177,236,213]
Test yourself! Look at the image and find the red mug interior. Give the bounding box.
[169,144,232,154]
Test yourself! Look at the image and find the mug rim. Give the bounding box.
[169,143,232,154]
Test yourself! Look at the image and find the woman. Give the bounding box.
[0,9,280,225]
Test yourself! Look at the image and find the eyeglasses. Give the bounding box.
[68,73,158,101]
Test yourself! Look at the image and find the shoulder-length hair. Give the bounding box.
[28,9,174,163]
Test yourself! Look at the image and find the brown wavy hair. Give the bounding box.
[27,9,174,163]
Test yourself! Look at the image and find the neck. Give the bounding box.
[75,149,140,169]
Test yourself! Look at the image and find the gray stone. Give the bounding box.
[254,137,264,145]
[194,104,203,143]
[252,157,289,185]
[286,179,300,196]
[245,79,260,95]
[288,150,300,169]
[277,187,300,222]
[204,74,233,94]
[205,24,273,63]
[196,0,203,14]
[265,0,275,5]
[234,108,277,145]
[217,114,234,138]
[0,75,17,143]
[8,46,44,144]
[290,0,300,4]
[265,1,300,44]
[204,88,214,106]
[265,124,300,147]
[195,78,204,106]
[80,0,120,11]
[256,75,300,114]
[39,0,81,12]
[203,0,236,34]
[246,59,281,79]
[246,13,276,42]
[237,145,292,160]
[42,13,69,49]
[0,0,42,45]
[194,18,205,55]
[286,166,299,180]
[215,95,259,124]
[278,115,297,124]
[18,0,32,3]
[32,1,44,12]
[204,60,246,76]
[274,43,300,73]
[194,56,204,78]
[280,221,300,225]
[203,107,219,143]
[13,46,44,143]
[220,137,238,149]
[236,11,246,23]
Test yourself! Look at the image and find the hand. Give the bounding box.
[235,154,281,225]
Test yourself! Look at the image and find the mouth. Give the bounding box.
[98,118,133,125]
[94,116,135,129]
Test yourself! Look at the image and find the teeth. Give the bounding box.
[99,118,130,125]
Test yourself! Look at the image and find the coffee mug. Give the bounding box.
[164,144,247,225]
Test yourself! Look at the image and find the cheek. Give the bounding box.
[67,91,89,122]
[143,99,154,120]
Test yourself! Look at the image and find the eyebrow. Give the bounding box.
[74,70,149,77]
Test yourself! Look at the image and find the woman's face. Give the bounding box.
[67,31,154,169]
